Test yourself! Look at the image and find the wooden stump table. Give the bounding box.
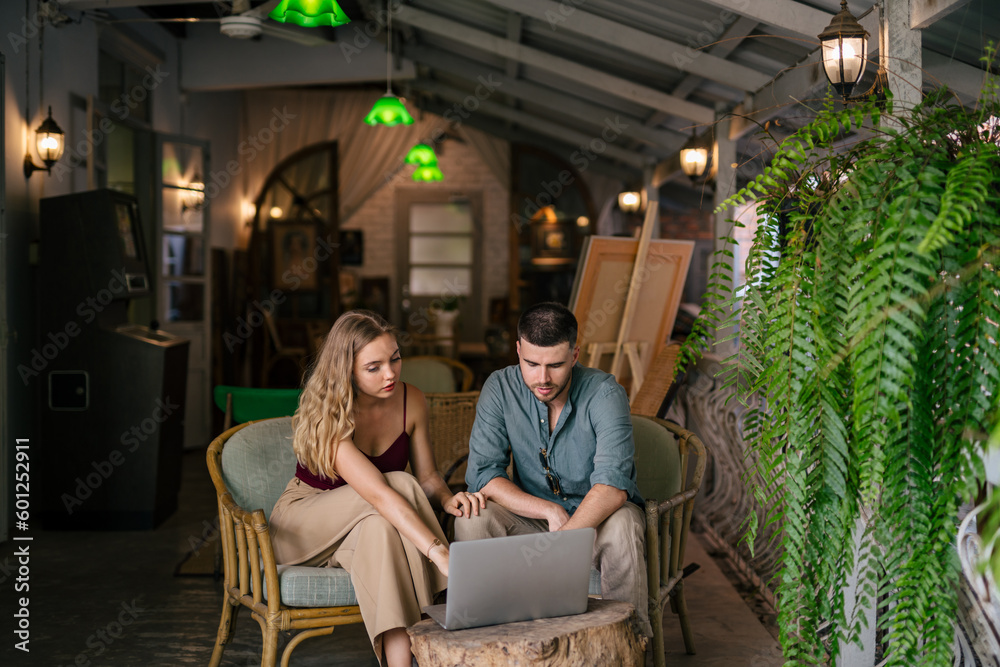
[408,599,647,666]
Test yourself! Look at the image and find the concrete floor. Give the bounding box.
[1,448,781,666]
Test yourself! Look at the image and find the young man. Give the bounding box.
[455,302,650,637]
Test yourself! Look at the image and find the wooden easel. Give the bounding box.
[582,201,658,399]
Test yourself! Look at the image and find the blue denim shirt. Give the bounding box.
[465,363,643,514]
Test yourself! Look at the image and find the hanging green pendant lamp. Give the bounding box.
[404,143,438,166]
[412,165,444,182]
[363,0,415,126]
[269,0,351,28]
[364,95,415,126]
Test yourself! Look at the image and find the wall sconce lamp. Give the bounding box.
[23,106,65,178]
[617,191,642,213]
[181,174,205,213]
[818,1,871,100]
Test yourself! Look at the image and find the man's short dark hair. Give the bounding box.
[517,302,578,348]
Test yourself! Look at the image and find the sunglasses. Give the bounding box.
[538,448,563,497]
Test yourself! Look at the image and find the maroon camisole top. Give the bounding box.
[295,384,411,490]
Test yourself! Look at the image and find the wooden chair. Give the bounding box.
[212,385,302,431]
[425,391,479,488]
[206,417,363,667]
[401,356,475,393]
[258,304,309,387]
[630,342,684,419]
[631,414,707,667]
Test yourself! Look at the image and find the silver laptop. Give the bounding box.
[423,527,595,630]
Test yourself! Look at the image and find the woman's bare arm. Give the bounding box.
[334,439,449,574]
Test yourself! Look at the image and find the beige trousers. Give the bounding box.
[270,471,448,660]
[453,500,651,637]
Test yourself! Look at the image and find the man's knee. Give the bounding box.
[453,505,508,541]
[595,504,645,561]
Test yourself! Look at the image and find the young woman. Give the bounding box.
[270,310,485,667]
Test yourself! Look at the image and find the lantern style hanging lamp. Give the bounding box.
[680,146,709,180]
[269,0,351,28]
[617,191,641,213]
[818,1,869,99]
[364,0,414,126]
[24,106,65,178]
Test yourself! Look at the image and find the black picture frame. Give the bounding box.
[531,222,574,259]
[340,230,364,265]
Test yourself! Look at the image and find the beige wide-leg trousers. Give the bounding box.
[453,500,651,637]
[270,471,448,661]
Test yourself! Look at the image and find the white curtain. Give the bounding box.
[458,125,510,190]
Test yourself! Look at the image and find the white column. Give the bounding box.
[711,116,737,358]
[835,517,878,667]
[881,0,923,112]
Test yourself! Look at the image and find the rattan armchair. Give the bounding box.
[632,414,707,667]
[631,341,683,419]
[401,356,475,393]
[206,418,363,667]
[425,391,479,487]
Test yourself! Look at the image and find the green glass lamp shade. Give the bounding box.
[412,165,444,182]
[364,95,415,126]
[404,143,438,166]
[269,0,351,28]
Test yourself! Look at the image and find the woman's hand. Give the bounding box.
[428,541,449,577]
[443,490,487,518]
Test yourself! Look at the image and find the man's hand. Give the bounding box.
[547,503,570,531]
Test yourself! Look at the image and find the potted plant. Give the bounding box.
[430,296,463,343]
[682,71,1000,665]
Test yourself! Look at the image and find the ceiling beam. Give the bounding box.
[61,0,214,8]
[922,50,988,102]
[481,0,770,92]
[402,45,684,151]
[726,9,879,139]
[415,99,641,182]
[911,0,973,30]
[697,0,831,39]
[410,79,651,170]
[505,12,522,80]
[671,15,758,100]
[393,4,714,124]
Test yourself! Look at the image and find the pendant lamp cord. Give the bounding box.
[386,0,392,95]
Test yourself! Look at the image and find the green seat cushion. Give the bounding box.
[265,564,358,607]
[399,359,455,393]
[632,416,681,502]
[220,417,298,520]
[589,567,601,596]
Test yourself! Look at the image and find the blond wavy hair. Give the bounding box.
[292,310,397,480]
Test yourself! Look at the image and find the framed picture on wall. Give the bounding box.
[340,230,364,265]
[272,222,319,290]
[360,277,390,319]
[531,222,574,259]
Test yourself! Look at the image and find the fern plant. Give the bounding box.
[684,68,1000,665]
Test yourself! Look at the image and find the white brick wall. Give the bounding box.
[341,139,509,336]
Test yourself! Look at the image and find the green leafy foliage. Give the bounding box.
[681,72,1000,665]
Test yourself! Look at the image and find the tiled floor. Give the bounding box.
[1,448,781,666]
